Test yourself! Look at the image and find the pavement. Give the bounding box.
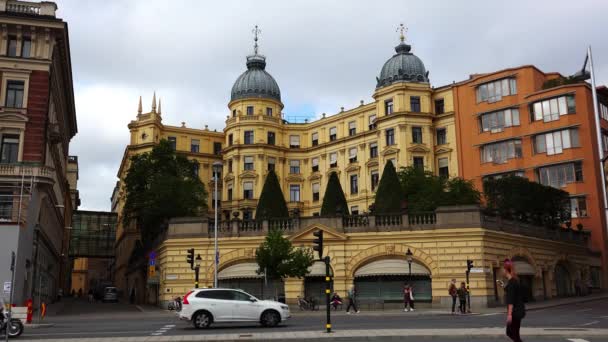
[15,294,608,342]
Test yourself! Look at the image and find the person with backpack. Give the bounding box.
[403,284,415,311]
[448,279,458,314]
[503,258,526,342]
[456,282,468,314]
[345,285,360,314]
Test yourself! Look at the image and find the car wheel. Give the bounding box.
[193,312,211,329]
[261,310,280,327]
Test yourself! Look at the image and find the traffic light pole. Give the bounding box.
[324,256,331,333]
[195,266,200,289]
[466,270,471,313]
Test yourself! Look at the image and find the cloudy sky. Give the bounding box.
[59,0,608,211]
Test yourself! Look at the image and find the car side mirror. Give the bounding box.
[249,297,257,302]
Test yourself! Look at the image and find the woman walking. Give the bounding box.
[403,284,415,312]
[504,258,526,342]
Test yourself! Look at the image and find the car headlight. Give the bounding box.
[280,305,289,310]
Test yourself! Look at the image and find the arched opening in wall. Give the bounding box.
[512,256,536,302]
[217,261,284,301]
[304,261,334,304]
[354,258,432,303]
[555,262,572,297]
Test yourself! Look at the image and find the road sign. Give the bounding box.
[3,282,10,294]
[469,267,489,273]
[149,259,155,266]
[148,265,156,277]
[149,251,156,260]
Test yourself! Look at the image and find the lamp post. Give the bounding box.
[212,161,223,288]
[194,254,202,289]
[406,248,413,281]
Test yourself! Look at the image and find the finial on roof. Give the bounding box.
[396,23,407,43]
[181,122,186,128]
[151,91,157,113]
[252,25,261,55]
[137,96,142,115]
[157,98,162,115]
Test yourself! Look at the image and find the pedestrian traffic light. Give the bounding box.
[466,259,474,272]
[312,230,323,260]
[186,248,195,270]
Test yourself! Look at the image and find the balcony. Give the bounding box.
[0,163,55,183]
[1,0,57,17]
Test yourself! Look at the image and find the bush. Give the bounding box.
[374,161,404,214]
[321,172,349,216]
[256,170,289,220]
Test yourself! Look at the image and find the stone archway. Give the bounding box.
[347,244,438,278]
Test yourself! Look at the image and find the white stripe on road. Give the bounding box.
[579,320,599,326]
[150,332,163,336]
[480,313,502,316]
[568,339,590,342]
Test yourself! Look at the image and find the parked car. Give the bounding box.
[177,288,290,329]
[102,287,118,303]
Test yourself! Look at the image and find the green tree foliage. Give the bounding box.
[255,170,289,220]
[255,229,314,279]
[122,139,208,247]
[443,178,482,206]
[374,161,404,214]
[483,176,570,226]
[320,172,349,216]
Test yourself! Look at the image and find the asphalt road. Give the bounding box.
[20,298,608,341]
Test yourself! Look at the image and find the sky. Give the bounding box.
[59,0,608,211]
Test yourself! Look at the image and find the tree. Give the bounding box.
[122,139,208,247]
[255,229,314,280]
[320,172,349,216]
[442,178,481,206]
[255,170,289,220]
[374,161,404,214]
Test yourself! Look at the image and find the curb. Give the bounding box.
[24,323,55,328]
[526,294,608,312]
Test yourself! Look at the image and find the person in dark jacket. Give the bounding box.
[503,258,526,342]
[456,282,467,314]
[448,279,458,314]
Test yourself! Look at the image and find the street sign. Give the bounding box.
[148,265,156,277]
[469,267,489,273]
[3,282,10,294]
[166,274,178,280]
[149,251,156,260]
[149,259,155,266]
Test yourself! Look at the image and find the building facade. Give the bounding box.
[0,0,77,304]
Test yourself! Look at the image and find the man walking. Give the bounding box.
[448,279,458,314]
[346,285,360,314]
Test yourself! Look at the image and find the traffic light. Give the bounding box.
[312,230,323,260]
[466,259,474,272]
[186,248,195,270]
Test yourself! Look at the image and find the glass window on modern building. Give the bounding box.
[21,37,31,58]
[329,152,338,168]
[5,81,24,108]
[371,170,379,191]
[243,182,254,199]
[603,133,608,152]
[311,157,319,172]
[531,95,576,122]
[244,130,254,144]
[213,142,222,155]
[266,107,273,116]
[412,126,423,144]
[244,156,254,170]
[436,128,447,145]
[349,147,358,163]
[312,183,320,202]
[289,160,300,174]
[413,156,424,170]
[385,99,394,115]
[168,136,177,150]
[480,139,522,164]
[350,174,358,194]
[385,128,395,146]
[410,96,421,112]
[480,108,521,133]
[267,157,276,171]
[435,99,445,114]
[438,158,449,178]
[6,36,17,57]
[369,114,377,130]
[0,135,19,163]
[533,129,579,155]
[329,127,337,141]
[190,139,200,153]
[600,102,608,121]
[537,162,583,188]
[476,78,517,103]
[349,121,356,136]
[312,132,319,146]
[246,106,254,115]
[290,135,300,148]
[370,142,378,158]
[351,206,359,215]
[267,131,276,145]
[290,184,300,202]
[228,134,233,146]
[569,196,588,218]
[482,171,525,182]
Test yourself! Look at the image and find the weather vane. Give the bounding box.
[396,23,407,43]
[252,25,261,55]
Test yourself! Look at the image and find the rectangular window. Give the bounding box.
[386,128,395,146]
[350,174,358,194]
[385,99,394,115]
[476,78,517,103]
[266,107,273,116]
[246,106,254,115]
[534,129,579,155]
[480,139,522,164]
[410,96,421,112]
[480,108,520,133]
[349,147,357,163]
[290,185,300,202]
[190,139,200,153]
[311,157,319,172]
[369,114,377,130]
[0,192,13,221]
[7,36,17,57]
[267,157,275,171]
[435,99,445,114]
[329,127,337,141]
[370,142,378,158]
[243,182,254,199]
[228,159,233,173]
[438,157,449,178]
[267,131,275,145]
[244,130,254,144]
[213,142,222,155]
[312,132,319,146]
[600,102,608,121]
[289,135,300,148]
[371,171,379,191]
[232,109,237,117]
[351,206,359,215]
[228,134,233,146]
[0,135,19,163]
[570,196,588,218]
[436,128,447,145]
[289,160,300,174]
[482,171,525,182]
[348,121,356,136]
[244,156,254,170]
[21,37,31,58]
[603,133,608,152]
[5,81,24,108]
[537,162,583,188]
[412,126,423,144]
[212,167,221,180]
[312,183,320,202]
[329,152,337,168]
[168,136,177,150]
[413,157,424,170]
[531,95,575,122]
[227,185,233,200]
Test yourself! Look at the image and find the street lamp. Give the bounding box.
[406,248,413,281]
[194,254,202,289]
[212,161,223,288]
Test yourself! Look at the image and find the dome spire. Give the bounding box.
[252,24,261,55]
[396,23,407,43]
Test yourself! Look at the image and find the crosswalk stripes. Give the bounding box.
[567,339,591,342]
[150,324,175,336]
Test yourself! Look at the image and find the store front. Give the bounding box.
[217,262,284,301]
[513,258,536,302]
[304,261,333,303]
[354,259,432,302]
[555,262,572,297]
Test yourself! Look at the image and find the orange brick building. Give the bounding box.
[453,65,608,281]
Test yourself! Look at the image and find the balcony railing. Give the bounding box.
[2,0,57,16]
[0,163,55,181]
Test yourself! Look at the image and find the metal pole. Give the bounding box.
[195,267,199,289]
[466,271,471,313]
[324,256,331,333]
[214,171,219,288]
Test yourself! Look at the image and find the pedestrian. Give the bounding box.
[78,288,83,298]
[345,285,359,314]
[330,292,343,310]
[87,289,94,303]
[448,279,458,314]
[457,282,467,314]
[129,288,135,304]
[403,284,415,311]
[503,258,526,342]
[575,278,582,297]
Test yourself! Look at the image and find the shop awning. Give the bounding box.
[307,261,332,277]
[218,263,261,280]
[354,259,431,278]
[513,261,535,276]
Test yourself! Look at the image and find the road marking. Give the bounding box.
[568,339,591,342]
[150,324,175,336]
[480,312,502,316]
[579,320,599,326]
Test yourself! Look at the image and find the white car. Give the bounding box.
[177,288,290,329]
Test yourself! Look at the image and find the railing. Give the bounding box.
[225,117,236,125]
[342,214,369,228]
[408,212,436,225]
[6,1,40,15]
[0,164,55,179]
[269,218,297,231]
[239,219,262,232]
[240,115,259,121]
[375,214,402,227]
[263,116,280,123]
